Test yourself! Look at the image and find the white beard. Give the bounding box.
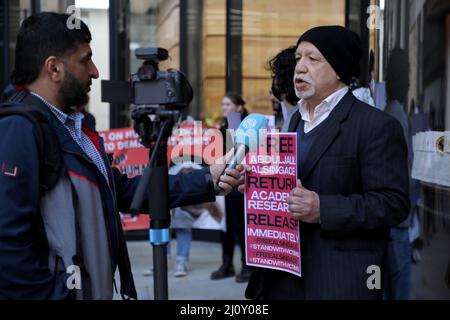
[294,74,316,100]
[295,85,316,100]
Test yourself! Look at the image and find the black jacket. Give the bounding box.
[245,91,410,299]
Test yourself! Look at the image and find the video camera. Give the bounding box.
[101,47,193,108]
[103,49,194,299]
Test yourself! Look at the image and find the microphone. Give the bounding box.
[215,113,268,193]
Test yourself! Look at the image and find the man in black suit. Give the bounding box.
[244,26,410,299]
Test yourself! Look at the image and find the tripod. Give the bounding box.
[130,106,180,300]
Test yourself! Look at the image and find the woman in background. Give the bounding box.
[210,92,252,283]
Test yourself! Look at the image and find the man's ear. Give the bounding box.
[44,56,64,83]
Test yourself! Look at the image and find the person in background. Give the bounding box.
[267,46,299,132]
[383,47,415,300]
[351,50,375,107]
[210,92,252,283]
[169,163,223,277]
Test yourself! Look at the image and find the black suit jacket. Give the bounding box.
[245,91,410,300]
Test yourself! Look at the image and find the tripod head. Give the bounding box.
[131,105,181,149]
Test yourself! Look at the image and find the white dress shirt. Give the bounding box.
[298,86,349,133]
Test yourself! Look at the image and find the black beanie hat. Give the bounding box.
[296,25,362,85]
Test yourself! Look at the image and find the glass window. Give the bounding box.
[41,0,75,13]
[378,0,450,299]
[74,2,110,130]
[129,0,180,75]
[0,0,31,91]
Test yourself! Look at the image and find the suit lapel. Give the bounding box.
[293,91,356,181]
[288,110,301,133]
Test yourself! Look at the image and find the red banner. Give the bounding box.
[99,122,220,231]
[99,127,150,231]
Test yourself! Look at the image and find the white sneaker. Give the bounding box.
[174,262,188,277]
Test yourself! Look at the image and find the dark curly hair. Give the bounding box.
[386,47,410,104]
[267,46,299,106]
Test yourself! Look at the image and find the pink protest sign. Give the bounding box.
[245,133,300,276]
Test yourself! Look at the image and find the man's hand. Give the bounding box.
[210,150,245,196]
[287,179,321,224]
[210,165,244,196]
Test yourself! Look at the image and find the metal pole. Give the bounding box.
[30,0,40,15]
[148,135,171,300]
[226,0,242,95]
[130,119,172,300]
[109,0,120,128]
[2,0,10,89]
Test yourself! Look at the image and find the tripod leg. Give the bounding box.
[153,242,169,300]
[150,228,170,300]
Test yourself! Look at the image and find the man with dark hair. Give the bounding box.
[244,26,410,299]
[267,46,299,131]
[0,12,242,300]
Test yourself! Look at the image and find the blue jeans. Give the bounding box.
[384,227,411,300]
[172,228,192,263]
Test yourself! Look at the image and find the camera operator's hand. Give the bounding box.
[237,166,252,194]
[210,150,245,196]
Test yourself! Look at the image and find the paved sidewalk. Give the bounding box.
[114,238,437,300]
[114,240,248,300]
